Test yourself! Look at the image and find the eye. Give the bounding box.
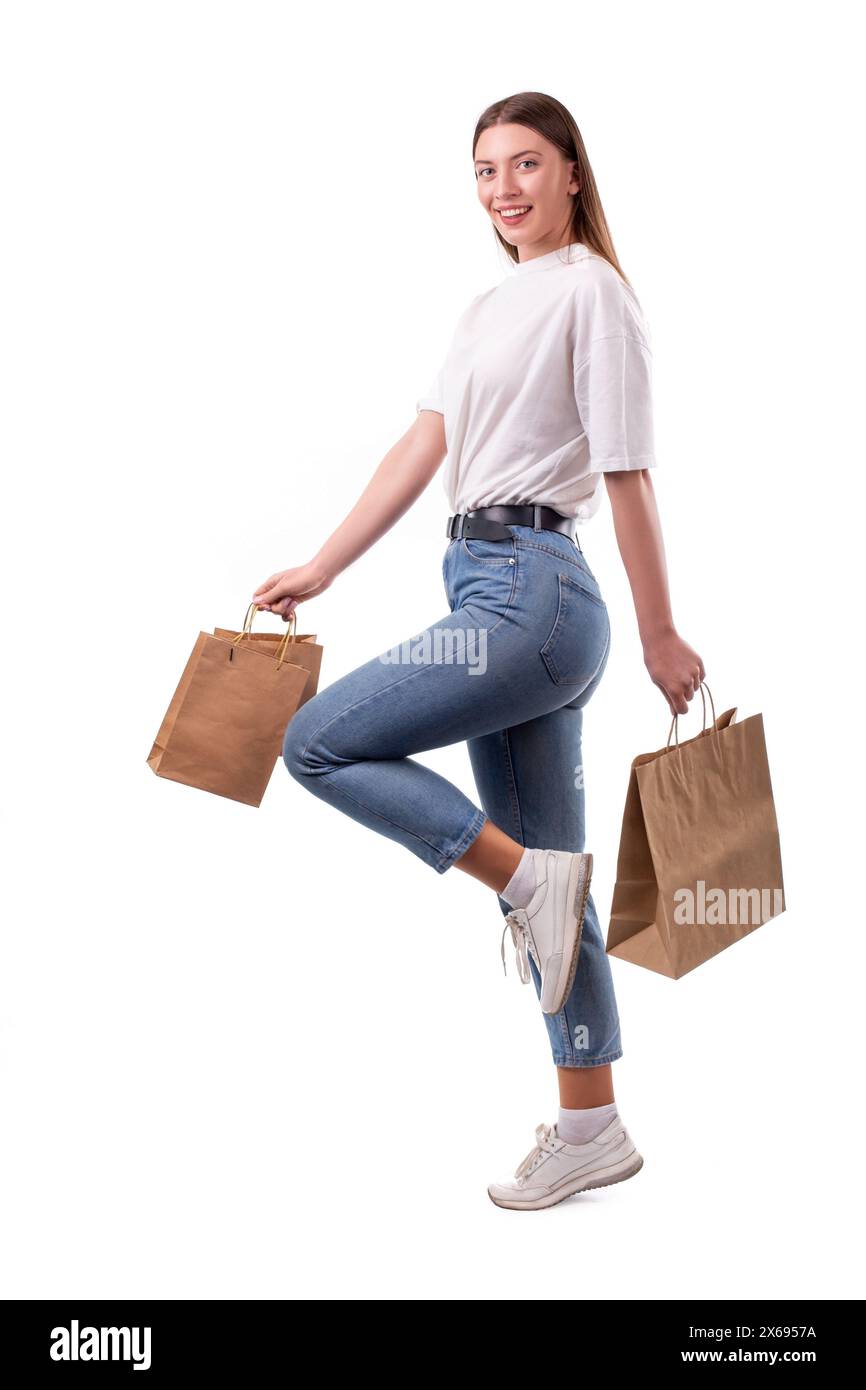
[476,158,538,180]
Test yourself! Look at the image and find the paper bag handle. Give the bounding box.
[232,602,298,670]
[665,680,716,752]
[664,680,726,782]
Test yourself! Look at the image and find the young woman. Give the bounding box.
[252,91,704,1212]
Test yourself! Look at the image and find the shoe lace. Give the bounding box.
[514,1122,558,1181]
[500,908,533,983]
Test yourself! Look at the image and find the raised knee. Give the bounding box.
[282,700,331,781]
[282,704,314,780]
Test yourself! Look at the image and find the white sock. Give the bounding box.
[557,1102,619,1146]
[501,848,543,909]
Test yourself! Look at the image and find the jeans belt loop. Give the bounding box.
[458,513,466,540]
[532,504,541,532]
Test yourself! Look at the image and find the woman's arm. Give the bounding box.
[252,411,447,617]
[603,469,705,716]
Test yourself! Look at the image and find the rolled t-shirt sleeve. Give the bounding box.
[572,274,657,472]
[573,334,657,471]
[416,365,444,415]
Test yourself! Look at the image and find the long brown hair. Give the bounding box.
[472,91,631,288]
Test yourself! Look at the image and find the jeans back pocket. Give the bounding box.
[540,571,610,685]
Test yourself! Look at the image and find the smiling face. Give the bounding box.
[473,122,580,262]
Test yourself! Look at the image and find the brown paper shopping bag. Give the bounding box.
[606,683,785,978]
[147,604,323,807]
[212,617,322,699]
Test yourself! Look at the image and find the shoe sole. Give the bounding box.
[542,851,593,1015]
[487,1148,644,1211]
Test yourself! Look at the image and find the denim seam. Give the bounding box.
[513,538,591,572]
[501,727,524,841]
[436,807,488,873]
[539,576,568,683]
[551,1049,624,1068]
[559,1010,575,1060]
[557,567,606,609]
[539,574,608,686]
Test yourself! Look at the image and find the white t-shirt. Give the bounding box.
[416,241,657,523]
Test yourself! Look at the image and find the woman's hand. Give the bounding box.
[251,563,332,621]
[642,627,706,717]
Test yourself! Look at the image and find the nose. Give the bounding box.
[492,179,521,204]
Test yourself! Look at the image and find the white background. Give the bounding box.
[2,0,863,1301]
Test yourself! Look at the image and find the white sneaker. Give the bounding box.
[487,1114,644,1211]
[500,850,593,1014]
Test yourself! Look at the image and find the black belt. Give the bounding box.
[446,504,579,545]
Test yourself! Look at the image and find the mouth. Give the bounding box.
[496,205,532,225]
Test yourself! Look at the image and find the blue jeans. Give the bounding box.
[282,523,623,1068]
